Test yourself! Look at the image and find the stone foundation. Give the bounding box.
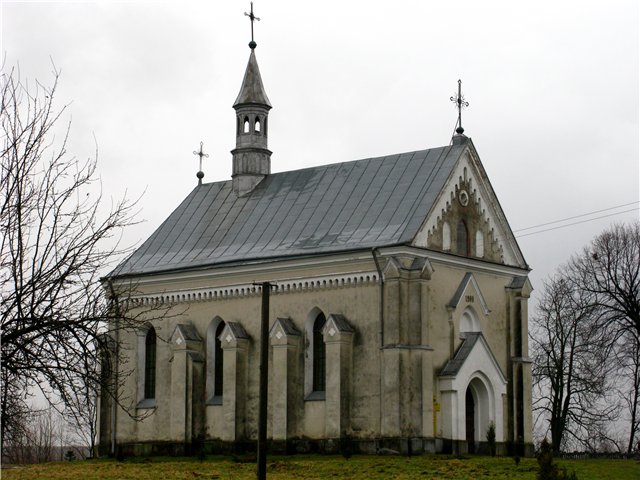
[104,438,534,458]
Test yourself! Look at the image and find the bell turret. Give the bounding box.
[231,44,272,196]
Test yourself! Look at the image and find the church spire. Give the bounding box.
[231,3,272,197]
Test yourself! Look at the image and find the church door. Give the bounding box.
[465,387,475,453]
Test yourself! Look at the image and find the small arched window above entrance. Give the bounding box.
[460,308,480,334]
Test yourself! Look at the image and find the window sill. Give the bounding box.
[304,391,326,401]
[206,396,223,406]
[136,398,156,409]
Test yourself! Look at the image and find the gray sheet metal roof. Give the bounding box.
[439,333,481,377]
[110,145,465,278]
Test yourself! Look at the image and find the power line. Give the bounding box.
[513,201,640,233]
[515,208,639,238]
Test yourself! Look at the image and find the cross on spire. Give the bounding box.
[244,2,261,49]
[450,79,470,135]
[193,141,209,185]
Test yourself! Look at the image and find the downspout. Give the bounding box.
[371,248,384,348]
[107,280,120,457]
[371,248,385,444]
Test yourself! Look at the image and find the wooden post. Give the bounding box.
[257,282,270,480]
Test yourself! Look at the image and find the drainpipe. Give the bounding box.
[371,248,384,348]
[371,248,385,444]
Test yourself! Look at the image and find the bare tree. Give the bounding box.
[531,274,618,453]
[0,65,171,452]
[1,405,64,464]
[569,222,640,453]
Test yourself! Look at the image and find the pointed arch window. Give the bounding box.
[207,319,226,404]
[443,222,451,251]
[213,321,225,397]
[457,220,469,256]
[476,230,484,258]
[243,116,250,133]
[312,313,326,393]
[144,327,156,400]
[254,117,261,133]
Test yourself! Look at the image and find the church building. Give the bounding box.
[99,25,533,457]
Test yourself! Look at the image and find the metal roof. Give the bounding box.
[233,49,271,108]
[110,144,466,278]
[439,333,481,377]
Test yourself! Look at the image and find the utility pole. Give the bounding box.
[257,281,271,480]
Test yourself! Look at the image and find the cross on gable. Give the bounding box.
[193,141,209,184]
[450,79,470,135]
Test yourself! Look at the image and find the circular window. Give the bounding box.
[459,189,469,207]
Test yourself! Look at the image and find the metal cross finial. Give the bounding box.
[450,79,470,135]
[244,2,260,49]
[193,141,209,185]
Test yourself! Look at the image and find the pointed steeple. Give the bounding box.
[233,49,271,108]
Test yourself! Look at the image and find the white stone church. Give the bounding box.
[98,35,533,457]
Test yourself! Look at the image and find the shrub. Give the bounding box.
[537,438,578,480]
[486,422,496,457]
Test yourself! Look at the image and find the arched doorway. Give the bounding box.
[465,376,493,454]
[465,386,475,453]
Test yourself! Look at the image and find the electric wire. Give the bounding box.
[515,207,639,238]
[513,201,640,233]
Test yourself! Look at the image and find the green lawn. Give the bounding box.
[2,455,638,480]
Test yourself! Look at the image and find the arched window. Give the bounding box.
[457,220,469,256]
[243,116,250,133]
[312,313,326,393]
[460,308,480,334]
[144,327,156,399]
[206,318,225,403]
[214,321,225,397]
[254,117,261,133]
[443,222,451,251]
[476,230,484,258]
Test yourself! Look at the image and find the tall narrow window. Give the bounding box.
[457,220,469,256]
[312,313,326,392]
[442,222,451,251]
[144,327,156,399]
[243,116,250,133]
[475,230,484,258]
[254,117,261,133]
[214,321,225,397]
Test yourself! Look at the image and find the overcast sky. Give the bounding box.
[3,0,639,302]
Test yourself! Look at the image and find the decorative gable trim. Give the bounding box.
[170,323,203,361]
[269,317,301,346]
[447,272,491,315]
[506,275,533,298]
[322,314,354,341]
[412,143,526,268]
[220,322,249,347]
[171,323,202,344]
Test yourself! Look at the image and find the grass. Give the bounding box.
[2,454,638,480]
